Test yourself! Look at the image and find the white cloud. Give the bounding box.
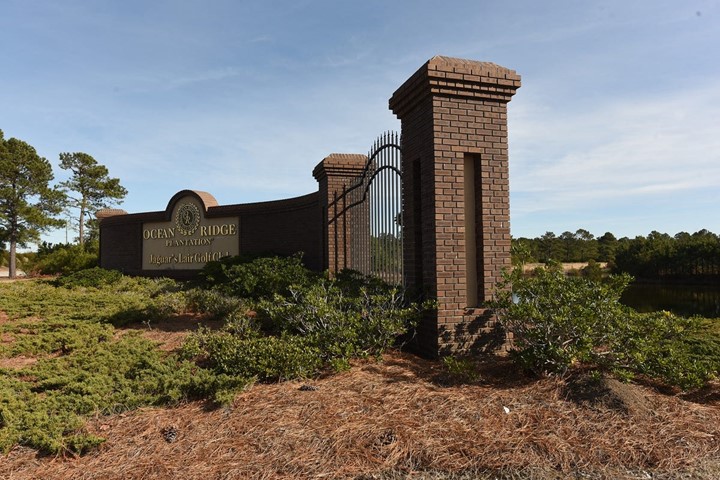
[510,80,720,216]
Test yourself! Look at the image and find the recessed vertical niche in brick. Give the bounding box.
[464,154,478,308]
[390,56,520,356]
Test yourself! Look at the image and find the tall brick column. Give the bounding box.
[389,56,521,356]
[313,153,368,274]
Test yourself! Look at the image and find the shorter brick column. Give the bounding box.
[313,153,367,274]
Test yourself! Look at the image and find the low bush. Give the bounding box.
[615,311,720,389]
[33,243,98,275]
[490,266,633,375]
[257,276,421,361]
[54,267,122,288]
[181,329,321,381]
[183,268,426,381]
[490,266,718,389]
[198,254,319,299]
[184,288,247,320]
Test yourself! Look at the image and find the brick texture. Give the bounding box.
[389,56,521,356]
[99,190,323,278]
[313,154,368,274]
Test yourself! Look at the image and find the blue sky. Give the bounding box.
[1,0,718,246]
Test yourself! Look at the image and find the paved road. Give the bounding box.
[0,266,27,278]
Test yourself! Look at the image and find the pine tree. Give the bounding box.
[0,130,66,277]
[59,152,127,246]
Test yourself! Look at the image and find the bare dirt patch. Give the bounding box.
[563,374,660,418]
[522,262,608,273]
[0,354,38,369]
[115,313,223,351]
[1,350,718,480]
[0,311,8,324]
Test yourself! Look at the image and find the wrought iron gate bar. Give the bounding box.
[328,165,401,224]
[327,131,403,284]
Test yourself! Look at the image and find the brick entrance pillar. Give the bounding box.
[313,153,368,275]
[389,56,521,356]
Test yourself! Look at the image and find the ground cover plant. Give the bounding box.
[0,258,718,478]
[0,257,424,455]
[0,274,248,454]
[181,260,425,380]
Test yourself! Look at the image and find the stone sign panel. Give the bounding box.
[142,195,239,270]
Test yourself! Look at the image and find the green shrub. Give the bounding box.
[0,276,185,327]
[185,287,247,319]
[110,275,180,296]
[1,250,35,271]
[258,282,360,360]
[0,265,431,455]
[490,266,717,389]
[581,259,604,281]
[105,276,186,325]
[5,320,114,357]
[490,267,632,375]
[34,243,98,275]
[333,268,393,297]
[182,330,321,381]
[612,311,719,389]
[54,267,122,288]
[443,356,481,383]
[182,271,426,380]
[198,254,319,299]
[257,278,420,361]
[685,317,720,368]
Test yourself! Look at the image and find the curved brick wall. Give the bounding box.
[99,190,322,278]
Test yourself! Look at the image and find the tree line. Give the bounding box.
[513,229,720,282]
[0,129,126,278]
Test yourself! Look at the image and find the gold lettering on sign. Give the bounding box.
[200,224,237,237]
[148,251,232,267]
[142,197,239,271]
[173,238,213,247]
[143,228,176,240]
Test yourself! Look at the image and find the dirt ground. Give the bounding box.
[0,267,27,279]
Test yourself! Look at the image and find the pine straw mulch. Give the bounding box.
[1,351,718,480]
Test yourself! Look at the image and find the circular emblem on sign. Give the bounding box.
[175,203,200,236]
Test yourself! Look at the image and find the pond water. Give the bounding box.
[620,283,720,318]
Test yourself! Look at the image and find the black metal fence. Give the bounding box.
[327,132,403,284]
